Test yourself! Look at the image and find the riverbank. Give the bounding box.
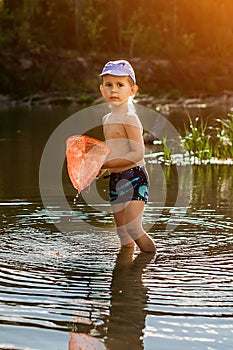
[1,49,233,108]
[1,90,233,117]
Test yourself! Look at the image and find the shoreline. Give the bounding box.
[1,90,233,114]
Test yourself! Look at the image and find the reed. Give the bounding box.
[214,113,233,159]
[162,137,172,164]
[181,114,213,164]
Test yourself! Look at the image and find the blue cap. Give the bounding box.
[100,60,136,84]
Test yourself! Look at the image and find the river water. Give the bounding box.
[0,105,232,350]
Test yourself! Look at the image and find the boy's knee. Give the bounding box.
[126,225,144,241]
[116,227,134,245]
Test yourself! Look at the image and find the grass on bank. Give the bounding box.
[147,113,233,165]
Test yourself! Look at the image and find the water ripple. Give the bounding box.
[0,201,232,349]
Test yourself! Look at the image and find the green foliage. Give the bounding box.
[78,94,95,104]
[80,0,106,55]
[1,0,233,57]
[0,2,15,46]
[123,7,157,57]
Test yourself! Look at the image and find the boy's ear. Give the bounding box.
[131,84,138,95]
[99,85,104,96]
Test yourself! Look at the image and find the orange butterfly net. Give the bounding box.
[66,135,110,194]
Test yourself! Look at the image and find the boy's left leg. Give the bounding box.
[124,200,156,252]
[111,202,135,248]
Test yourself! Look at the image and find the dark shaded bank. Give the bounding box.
[1,49,233,104]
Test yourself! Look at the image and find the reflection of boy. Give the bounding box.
[107,248,155,349]
[69,333,106,349]
[100,60,156,252]
[68,249,155,349]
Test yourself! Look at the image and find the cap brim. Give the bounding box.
[100,69,129,77]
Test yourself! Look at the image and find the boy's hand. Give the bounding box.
[96,168,107,179]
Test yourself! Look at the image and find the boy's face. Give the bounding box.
[100,75,138,104]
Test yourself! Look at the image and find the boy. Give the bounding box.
[99,60,156,253]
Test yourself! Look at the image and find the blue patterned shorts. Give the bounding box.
[109,165,149,204]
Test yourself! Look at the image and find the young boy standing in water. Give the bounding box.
[99,60,156,253]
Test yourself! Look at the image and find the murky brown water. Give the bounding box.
[0,106,232,350]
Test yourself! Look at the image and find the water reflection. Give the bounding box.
[191,165,233,211]
[69,333,106,350]
[0,106,73,200]
[107,250,156,350]
[69,249,156,350]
